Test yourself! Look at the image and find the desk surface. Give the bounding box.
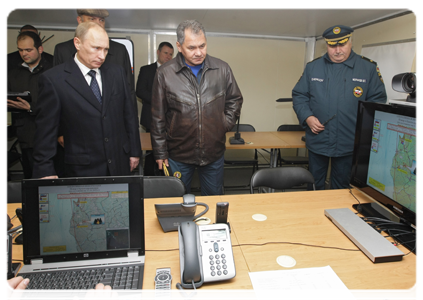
[140,131,305,151]
[8,189,415,290]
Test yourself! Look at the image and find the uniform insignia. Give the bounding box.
[353,86,363,98]
[173,171,182,179]
[333,27,341,34]
[376,65,384,83]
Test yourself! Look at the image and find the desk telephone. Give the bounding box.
[178,221,236,289]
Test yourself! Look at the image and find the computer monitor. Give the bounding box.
[350,101,416,227]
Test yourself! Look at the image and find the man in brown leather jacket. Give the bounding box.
[150,19,243,195]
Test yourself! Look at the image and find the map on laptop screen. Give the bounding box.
[38,183,130,255]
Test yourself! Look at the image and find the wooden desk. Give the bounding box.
[140,131,306,167]
[271,131,306,149]
[8,189,414,290]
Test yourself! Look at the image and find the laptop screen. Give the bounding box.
[22,176,144,264]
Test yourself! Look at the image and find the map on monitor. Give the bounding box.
[366,110,416,213]
[38,183,130,255]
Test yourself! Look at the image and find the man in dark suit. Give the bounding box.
[8,24,53,72]
[52,9,135,176]
[53,9,134,96]
[136,41,174,175]
[32,22,141,179]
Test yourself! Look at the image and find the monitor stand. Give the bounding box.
[352,203,416,254]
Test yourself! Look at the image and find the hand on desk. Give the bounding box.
[73,283,118,300]
[4,276,29,300]
[41,175,59,179]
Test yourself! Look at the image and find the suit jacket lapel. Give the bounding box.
[64,59,102,112]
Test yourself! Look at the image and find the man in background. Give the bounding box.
[151,20,243,195]
[8,31,53,178]
[292,25,387,190]
[136,41,174,175]
[7,24,53,72]
[33,22,141,178]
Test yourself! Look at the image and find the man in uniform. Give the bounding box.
[150,20,243,195]
[292,25,387,190]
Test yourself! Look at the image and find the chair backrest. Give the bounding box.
[250,167,315,193]
[144,176,187,198]
[230,124,255,132]
[277,124,304,132]
[8,181,22,203]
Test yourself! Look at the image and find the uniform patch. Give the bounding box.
[353,86,363,98]
[376,66,384,83]
[173,171,182,179]
[333,27,341,34]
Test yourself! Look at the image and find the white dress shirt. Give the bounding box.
[74,54,103,95]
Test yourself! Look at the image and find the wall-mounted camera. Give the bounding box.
[392,72,416,102]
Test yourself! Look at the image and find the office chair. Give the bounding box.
[144,176,187,198]
[224,124,258,190]
[8,180,22,203]
[250,167,315,193]
[277,124,308,168]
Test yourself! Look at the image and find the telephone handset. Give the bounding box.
[178,221,236,289]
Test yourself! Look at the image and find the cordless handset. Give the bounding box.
[154,268,172,300]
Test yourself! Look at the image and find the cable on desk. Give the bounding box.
[146,248,179,252]
[237,241,360,252]
[400,243,416,256]
[348,187,363,207]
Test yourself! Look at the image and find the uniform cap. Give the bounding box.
[76,9,109,18]
[323,25,354,45]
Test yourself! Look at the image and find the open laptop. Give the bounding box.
[18,176,145,290]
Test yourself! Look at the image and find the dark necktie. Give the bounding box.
[88,70,102,104]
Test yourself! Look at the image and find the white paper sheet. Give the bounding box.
[249,265,355,299]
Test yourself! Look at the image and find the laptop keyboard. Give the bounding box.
[19,264,143,290]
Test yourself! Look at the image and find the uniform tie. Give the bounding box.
[88,70,102,104]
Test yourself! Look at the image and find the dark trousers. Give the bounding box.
[143,128,155,176]
[168,155,224,196]
[21,147,34,179]
[308,150,353,190]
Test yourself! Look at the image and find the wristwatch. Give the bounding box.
[155,267,172,290]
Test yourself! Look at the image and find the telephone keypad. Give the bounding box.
[198,224,235,283]
[207,242,229,277]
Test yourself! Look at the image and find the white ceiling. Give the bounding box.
[7,9,410,39]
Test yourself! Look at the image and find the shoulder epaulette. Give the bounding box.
[307,56,322,64]
[360,55,378,65]
[361,56,384,83]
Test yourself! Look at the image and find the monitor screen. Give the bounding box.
[38,183,131,255]
[22,176,144,264]
[350,101,416,226]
